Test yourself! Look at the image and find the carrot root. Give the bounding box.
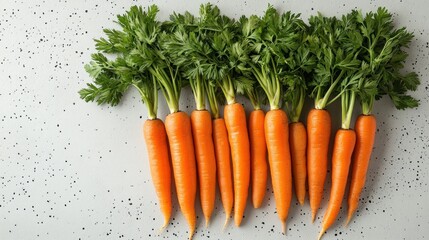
[346,114,377,226]
[249,109,268,209]
[289,122,307,206]
[143,119,172,232]
[191,110,217,227]
[224,103,250,227]
[165,112,197,239]
[213,118,234,229]
[307,109,331,222]
[319,129,356,236]
[265,109,292,229]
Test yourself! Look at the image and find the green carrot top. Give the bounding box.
[79,5,160,120]
[354,7,420,115]
[239,6,307,110]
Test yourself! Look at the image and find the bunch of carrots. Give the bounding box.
[79,4,420,240]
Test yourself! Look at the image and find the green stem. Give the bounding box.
[342,91,356,129]
[219,75,235,104]
[245,88,260,110]
[290,87,305,123]
[205,81,219,119]
[190,74,205,110]
[361,96,374,115]
[152,76,158,118]
[132,80,157,120]
[150,67,180,114]
[252,64,279,110]
[316,70,345,109]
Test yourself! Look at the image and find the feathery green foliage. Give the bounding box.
[355,7,419,114]
[79,6,160,119]
[239,5,307,110]
[80,4,420,122]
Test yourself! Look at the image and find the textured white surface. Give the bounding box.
[1,0,428,239]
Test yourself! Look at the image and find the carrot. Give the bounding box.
[307,109,331,221]
[163,13,219,227]
[265,109,292,232]
[346,114,376,225]
[191,110,217,226]
[289,122,307,205]
[143,119,172,230]
[213,118,234,227]
[206,76,234,228]
[342,7,420,228]
[224,102,250,226]
[165,112,197,239]
[318,85,357,240]
[318,129,356,239]
[249,109,268,208]
[240,84,268,209]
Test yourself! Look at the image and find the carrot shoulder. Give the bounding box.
[265,109,292,232]
[318,129,356,239]
[289,121,307,206]
[191,110,217,226]
[346,114,376,225]
[213,118,234,227]
[249,109,268,208]
[307,108,331,222]
[143,119,172,230]
[165,112,197,239]
[224,102,250,226]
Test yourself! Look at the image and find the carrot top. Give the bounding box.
[162,10,209,111]
[79,6,160,120]
[280,21,316,123]
[354,8,420,115]
[118,5,185,114]
[307,13,363,111]
[192,4,250,105]
[239,6,306,110]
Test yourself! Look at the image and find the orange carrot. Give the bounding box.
[346,114,376,225]
[307,109,331,222]
[289,122,307,205]
[249,109,268,208]
[224,102,250,226]
[265,109,292,232]
[165,111,197,239]
[143,119,172,230]
[318,129,356,240]
[191,110,217,226]
[213,118,234,227]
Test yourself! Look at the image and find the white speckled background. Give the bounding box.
[1,0,428,239]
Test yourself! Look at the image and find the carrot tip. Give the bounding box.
[281,221,286,234]
[234,217,242,227]
[345,214,352,227]
[205,218,210,228]
[317,229,325,240]
[157,219,169,235]
[222,215,230,231]
[188,231,194,240]
[298,199,304,206]
[311,211,317,223]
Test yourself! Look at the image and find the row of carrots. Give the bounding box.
[79,4,420,240]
